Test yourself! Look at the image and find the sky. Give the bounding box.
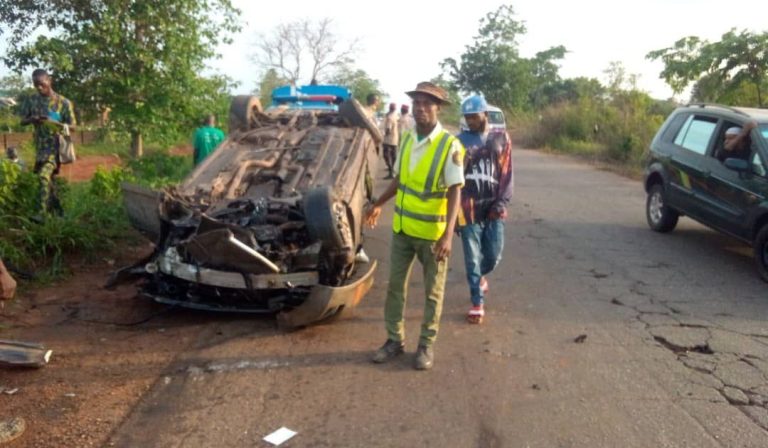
[1,0,765,107]
[218,0,767,107]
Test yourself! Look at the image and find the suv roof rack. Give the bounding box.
[685,103,750,117]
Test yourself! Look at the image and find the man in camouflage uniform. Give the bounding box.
[19,69,76,218]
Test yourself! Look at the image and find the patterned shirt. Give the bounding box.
[19,93,76,162]
[456,129,514,225]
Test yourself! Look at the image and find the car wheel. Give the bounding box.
[303,187,354,251]
[753,225,768,282]
[646,184,679,232]
[229,95,263,132]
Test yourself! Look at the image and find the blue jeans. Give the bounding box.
[459,220,505,306]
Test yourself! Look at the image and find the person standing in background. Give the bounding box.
[455,95,514,324]
[19,69,76,219]
[193,114,225,166]
[398,104,414,138]
[382,103,399,179]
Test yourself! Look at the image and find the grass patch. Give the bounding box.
[0,150,193,280]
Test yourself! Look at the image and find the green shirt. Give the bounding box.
[19,93,76,162]
[193,126,225,165]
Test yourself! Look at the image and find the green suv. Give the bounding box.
[644,104,768,280]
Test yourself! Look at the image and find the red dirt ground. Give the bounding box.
[55,144,193,183]
[0,145,198,447]
[58,155,123,183]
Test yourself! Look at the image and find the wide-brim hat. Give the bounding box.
[406,82,451,105]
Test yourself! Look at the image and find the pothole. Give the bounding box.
[654,336,714,355]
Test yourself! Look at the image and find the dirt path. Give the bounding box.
[58,155,123,183]
[55,144,192,183]
[0,243,228,447]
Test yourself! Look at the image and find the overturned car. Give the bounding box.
[114,86,382,328]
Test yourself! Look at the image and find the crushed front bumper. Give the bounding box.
[143,248,376,328]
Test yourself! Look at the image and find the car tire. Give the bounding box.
[753,225,768,282]
[338,99,383,144]
[229,95,263,132]
[646,184,679,233]
[303,187,353,251]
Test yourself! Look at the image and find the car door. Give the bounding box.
[700,133,768,240]
[664,114,718,218]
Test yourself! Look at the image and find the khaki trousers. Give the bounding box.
[384,231,448,347]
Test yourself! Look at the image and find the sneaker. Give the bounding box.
[414,344,434,370]
[372,339,404,363]
[355,248,370,264]
[467,305,484,324]
[479,276,489,295]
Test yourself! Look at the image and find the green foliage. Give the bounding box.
[647,29,768,107]
[329,66,384,105]
[257,69,289,108]
[0,151,190,279]
[441,5,566,112]
[519,71,669,169]
[0,160,129,276]
[430,75,462,126]
[127,152,193,187]
[1,0,242,156]
[0,74,34,132]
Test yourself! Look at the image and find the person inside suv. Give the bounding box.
[718,120,757,161]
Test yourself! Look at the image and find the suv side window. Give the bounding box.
[673,115,717,155]
[751,151,767,177]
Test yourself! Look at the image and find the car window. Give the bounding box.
[759,124,768,141]
[661,113,689,142]
[673,115,717,155]
[751,151,767,177]
[488,111,505,125]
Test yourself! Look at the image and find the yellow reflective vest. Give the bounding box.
[392,129,457,241]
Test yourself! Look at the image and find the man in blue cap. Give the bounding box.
[455,95,514,324]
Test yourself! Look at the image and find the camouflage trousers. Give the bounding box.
[33,152,62,216]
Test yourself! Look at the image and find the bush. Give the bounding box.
[127,152,193,187]
[0,161,130,276]
[0,152,192,279]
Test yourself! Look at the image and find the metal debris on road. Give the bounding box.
[573,334,588,343]
[0,339,52,368]
[3,388,19,395]
[0,417,26,444]
[263,427,297,446]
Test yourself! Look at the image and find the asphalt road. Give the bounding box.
[108,149,768,447]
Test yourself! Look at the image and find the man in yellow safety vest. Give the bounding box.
[364,81,465,370]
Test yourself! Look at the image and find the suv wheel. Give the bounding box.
[646,184,679,232]
[753,225,768,282]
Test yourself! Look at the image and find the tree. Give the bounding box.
[328,65,383,105]
[257,69,289,108]
[538,77,605,106]
[441,5,565,112]
[254,18,358,85]
[430,75,461,126]
[1,0,241,157]
[647,29,768,107]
